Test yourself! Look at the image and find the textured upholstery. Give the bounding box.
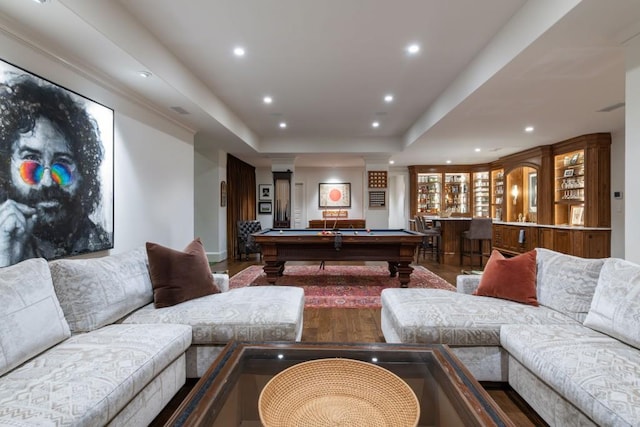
[0,323,191,427]
[0,258,70,377]
[381,288,578,347]
[121,285,306,377]
[535,248,604,322]
[509,357,597,427]
[237,220,262,260]
[585,258,640,349]
[501,324,640,427]
[49,247,154,332]
[121,286,305,344]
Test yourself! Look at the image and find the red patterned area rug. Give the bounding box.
[229,264,455,308]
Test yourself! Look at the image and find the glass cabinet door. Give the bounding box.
[491,169,504,220]
[473,172,490,217]
[444,173,469,214]
[417,173,441,215]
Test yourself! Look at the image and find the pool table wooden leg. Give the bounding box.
[262,261,285,284]
[388,261,414,288]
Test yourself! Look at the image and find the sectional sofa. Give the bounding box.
[382,248,640,426]
[0,247,305,426]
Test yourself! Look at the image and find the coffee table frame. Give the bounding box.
[165,341,515,427]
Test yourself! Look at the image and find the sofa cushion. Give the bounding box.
[0,258,70,376]
[535,248,605,322]
[0,323,191,426]
[49,247,153,332]
[501,324,640,427]
[474,249,538,306]
[121,286,305,343]
[380,288,578,346]
[146,238,220,308]
[584,258,640,349]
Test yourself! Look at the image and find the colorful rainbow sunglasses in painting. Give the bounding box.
[18,160,75,187]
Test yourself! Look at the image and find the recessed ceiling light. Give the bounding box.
[524,126,534,133]
[138,71,152,78]
[279,122,287,128]
[474,148,481,152]
[446,160,452,164]
[32,0,47,3]
[406,44,420,55]
[372,121,380,128]
[233,47,245,57]
[384,94,394,103]
[263,96,273,104]
[389,160,395,165]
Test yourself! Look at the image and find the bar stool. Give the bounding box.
[460,218,492,268]
[415,216,441,262]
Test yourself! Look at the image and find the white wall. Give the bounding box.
[625,34,640,263]
[0,31,196,257]
[610,129,625,259]
[294,167,365,226]
[194,146,227,261]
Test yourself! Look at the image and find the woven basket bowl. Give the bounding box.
[258,358,420,427]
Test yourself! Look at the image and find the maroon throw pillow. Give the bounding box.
[146,238,220,308]
[473,249,538,306]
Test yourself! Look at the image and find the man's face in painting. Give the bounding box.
[8,117,83,238]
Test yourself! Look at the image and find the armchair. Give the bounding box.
[237,220,262,260]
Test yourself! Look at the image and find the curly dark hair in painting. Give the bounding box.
[0,74,103,215]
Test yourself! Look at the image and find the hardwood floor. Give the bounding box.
[152,255,547,426]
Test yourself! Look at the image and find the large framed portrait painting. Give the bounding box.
[0,59,114,267]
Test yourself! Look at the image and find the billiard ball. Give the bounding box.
[279,230,283,234]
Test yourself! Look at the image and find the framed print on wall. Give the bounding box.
[259,201,272,214]
[0,58,114,267]
[319,182,351,208]
[259,184,273,201]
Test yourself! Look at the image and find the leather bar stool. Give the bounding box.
[460,218,492,268]
[415,216,441,263]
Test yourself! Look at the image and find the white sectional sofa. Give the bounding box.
[0,247,305,426]
[382,248,640,427]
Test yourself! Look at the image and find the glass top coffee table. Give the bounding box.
[165,341,515,427]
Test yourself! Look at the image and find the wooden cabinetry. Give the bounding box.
[409,166,490,218]
[493,223,610,258]
[410,134,610,261]
[553,133,611,228]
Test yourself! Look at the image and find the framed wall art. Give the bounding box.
[319,182,351,208]
[259,201,272,214]
[0,58,114,266]
[259,184,273,201]
[369,190,386,208]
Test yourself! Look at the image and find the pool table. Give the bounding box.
[251,228,423,287]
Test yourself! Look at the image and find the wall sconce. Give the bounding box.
[511,184,519,205]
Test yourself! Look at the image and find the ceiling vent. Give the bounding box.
[597,102,625,112]
[169,106,190,115]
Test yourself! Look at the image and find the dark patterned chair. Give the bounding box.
[237,220,262,260]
